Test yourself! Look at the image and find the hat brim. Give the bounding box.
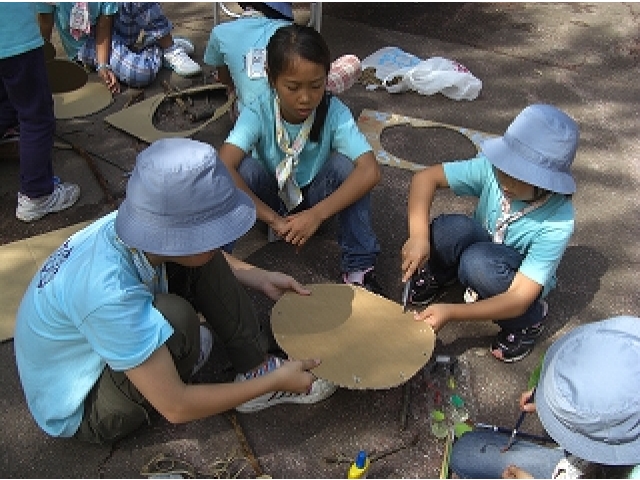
[115,188,256,256]
[481,137,576,195]
[535,322,640,465]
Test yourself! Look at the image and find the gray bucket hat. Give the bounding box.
[535,315,640,465]
[116,138,256,256]
[481,104,579,194]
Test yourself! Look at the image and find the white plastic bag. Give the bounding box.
[384,57,482,101]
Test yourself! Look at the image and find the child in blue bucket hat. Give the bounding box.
[450,315,640,478]
[14,138,336,445]
[402,104,579,362]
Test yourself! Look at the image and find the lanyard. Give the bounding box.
[493,193,549,244]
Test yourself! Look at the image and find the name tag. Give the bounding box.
[246,48,267,79]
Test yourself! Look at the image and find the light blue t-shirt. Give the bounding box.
[443,155,575,296]
[35,2,119,59]
[203,15,291,112]
[14,211,173,438]
[0,3,44,60]
[226,89,372,187]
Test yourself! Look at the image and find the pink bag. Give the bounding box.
[327,55,361,95]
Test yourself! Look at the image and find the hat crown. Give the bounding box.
[503,104,579,176]
[115,138,256,255]
[538,316,640,464]
[480,104,579,194]
[127,139,235,223]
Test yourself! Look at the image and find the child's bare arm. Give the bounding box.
[125,345,320,424]
[94,14,120,93]
[309,151,380,224]
[415,272,543,332]
[37,13,54,42]
[218,142,284,230]
[402,164,449,281]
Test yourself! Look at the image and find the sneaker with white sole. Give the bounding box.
[191,325,213,376]
[141,35,195,56]
[163,46,201,77]
[235,356,337,413]
[172,37,195,56]
[16,181,80,222]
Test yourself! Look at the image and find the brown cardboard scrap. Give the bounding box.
[271,283,435,390]
[104,84,232,144]
[46,58,113,119]
[357,109,498,171]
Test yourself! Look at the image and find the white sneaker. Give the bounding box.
[192,325,213,376]
[235,356,337,413]
[172,36,195,56]
[163,46,201,77]
[16,181,80,222]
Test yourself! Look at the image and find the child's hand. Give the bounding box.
[401,237,430,282]
[260,271,311,301]
[270,358,322,394]
[99,68,120,94]
[414,303,450,333]
[502,465,533,479]
[282,209,322,247]
[518,389,537,413]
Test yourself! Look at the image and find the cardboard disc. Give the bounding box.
[271,283,435,390]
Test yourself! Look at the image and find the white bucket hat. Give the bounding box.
[481,104,579,194]
[116,138,256,255]
[535,315,640,465]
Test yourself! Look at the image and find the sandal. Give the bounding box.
[490,323,545,363]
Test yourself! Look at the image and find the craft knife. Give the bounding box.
[402,280,411,313]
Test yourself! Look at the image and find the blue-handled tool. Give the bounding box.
[501,387,536,452]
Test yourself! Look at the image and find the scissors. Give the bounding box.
[401,280,411,313]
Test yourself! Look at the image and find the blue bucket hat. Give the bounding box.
[480,104,579,194]
[116,138,256,256]
[535,316,640,465]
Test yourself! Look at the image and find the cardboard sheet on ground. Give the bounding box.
[271,284,435,390]
[104,84,233,143]
[46,59,113,119]
[357,109,497,171]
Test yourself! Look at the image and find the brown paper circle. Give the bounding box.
[271,283,435,390]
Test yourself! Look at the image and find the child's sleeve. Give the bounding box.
[100,3,119,16]
[34,3,54,14]
[225,106,260,153]
[519,217,574,293]
[203,27,224,67]
[330,101,372,161]
[443,155,490,197]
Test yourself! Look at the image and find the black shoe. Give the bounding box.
[409,267,455,306]
[490,323,545,363]
[361,268,384,296]
[344,268,384,297]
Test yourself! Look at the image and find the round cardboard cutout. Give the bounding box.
[271,283,435,390]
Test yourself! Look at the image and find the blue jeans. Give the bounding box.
[450,430,565,479]
[234,152,380,273]
[427,213,545,330]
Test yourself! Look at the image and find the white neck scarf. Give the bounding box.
[273,96,315,211]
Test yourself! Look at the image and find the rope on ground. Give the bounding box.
[140,449,249,479]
